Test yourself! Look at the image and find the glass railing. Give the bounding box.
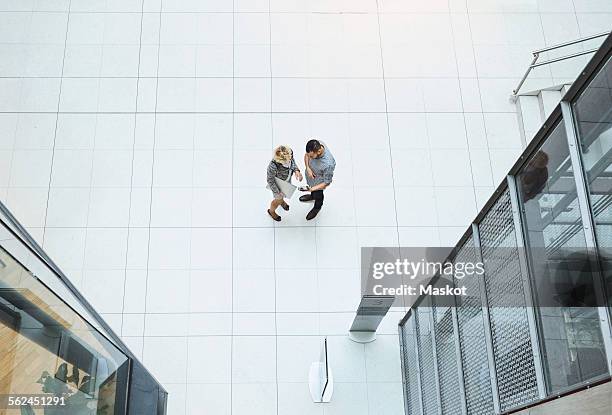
[0,201,114,342]
[399,34,612,415]
[0,201,167,414]
[0,240,130,413]
[572,55,612,320]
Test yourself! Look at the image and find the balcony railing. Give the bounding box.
[399,33,612,415]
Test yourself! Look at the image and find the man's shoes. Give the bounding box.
[299,194,313,202]
[306,207,320,220]
[281,201,289,211]
[267,209,281,222]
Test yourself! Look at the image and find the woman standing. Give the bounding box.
[267,145,303,221]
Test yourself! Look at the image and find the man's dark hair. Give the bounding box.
[306,139,322,153]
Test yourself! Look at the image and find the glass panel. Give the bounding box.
[516,122,608,393]
[0,245,129,414]
[0,203,113,340]
[573,56,612,315]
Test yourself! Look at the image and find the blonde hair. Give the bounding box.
[273,145,293,163]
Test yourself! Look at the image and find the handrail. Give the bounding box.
[532,48,600,68]
[512,31,610,97]
[533,31,611,54]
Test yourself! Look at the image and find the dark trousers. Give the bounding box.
[312,190,324,209]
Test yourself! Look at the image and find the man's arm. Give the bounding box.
[304,153,314,178]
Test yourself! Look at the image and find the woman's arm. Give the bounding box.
[291,158,303,181]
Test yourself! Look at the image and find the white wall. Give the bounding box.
[0,0,610,414]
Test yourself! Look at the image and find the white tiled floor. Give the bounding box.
[1,0,608,414]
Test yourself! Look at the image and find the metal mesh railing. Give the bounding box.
[400,317,423,415]
[433,296,463,415]
[454,237,495,415]
[416,306,440,415]
[478,190,540,411]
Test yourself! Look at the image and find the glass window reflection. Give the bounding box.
[573,56,612,317]
[0,246,129,414]
[516,122,608,393]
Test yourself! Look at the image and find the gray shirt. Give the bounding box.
[306,144,336,187]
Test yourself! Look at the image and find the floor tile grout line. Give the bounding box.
[418,95,442,246]
[41,0,72,247]
[0,75,556,79]
[370,3,392,409]
[71,1,113,298]
[120,0,146,340]
[534,0,556,83]
[464,10,497,205]
[230,0,235,413]
[103,310,403,315]
[0,8,33,210]
[78,5,105,343]
[9,224,493,228]
[374,0,401,248]
[570,0,583,38]
[3,111,18,204]
[267,1,281,413]
[2,9,600,14]
[0,111,523,114]
[183,0,197,401]
[141,0,163,370]
[447,0,482,224]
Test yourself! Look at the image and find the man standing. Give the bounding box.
[300,139,336,220]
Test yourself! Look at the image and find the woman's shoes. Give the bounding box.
[269,205,319,221]
[267,209,281,221]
